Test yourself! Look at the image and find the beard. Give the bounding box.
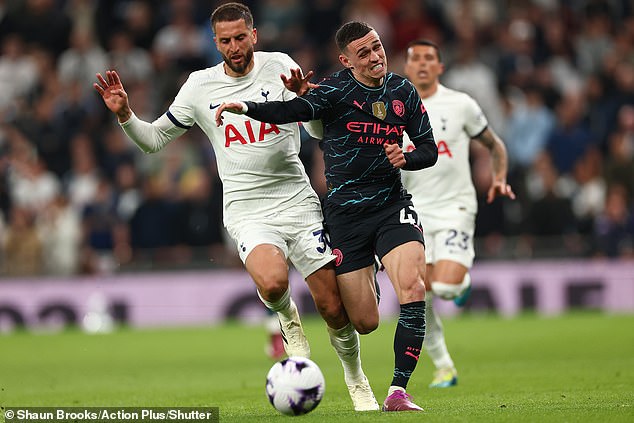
[222,47,254,75]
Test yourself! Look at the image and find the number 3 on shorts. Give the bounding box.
[313,228,330,253]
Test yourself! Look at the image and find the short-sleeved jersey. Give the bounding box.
[167,51,318,225]
[245,69,436,218]
[402,84,488,219]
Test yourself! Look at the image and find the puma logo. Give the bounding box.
[353,100,366,109]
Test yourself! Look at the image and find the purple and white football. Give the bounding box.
[265,356,325,415]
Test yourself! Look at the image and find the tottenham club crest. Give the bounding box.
[261,88,270,102]
[372,101,387,120]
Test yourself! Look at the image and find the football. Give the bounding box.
[265,356,326,415]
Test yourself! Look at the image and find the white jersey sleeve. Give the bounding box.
[402,85,487,221]
[119,113,186,153]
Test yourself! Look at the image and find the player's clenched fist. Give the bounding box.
[383,143,406,168]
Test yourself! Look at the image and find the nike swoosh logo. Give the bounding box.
[209,103,220,110]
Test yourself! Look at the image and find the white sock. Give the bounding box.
[328,322,365,385]
[431,273,471,300]
[387,385,405,396]
[423,299,455,370]
[265,314,280,334]
[258,288,295,322]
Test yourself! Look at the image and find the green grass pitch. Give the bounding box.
[1,312,633,422]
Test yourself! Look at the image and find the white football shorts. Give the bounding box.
[226,199,336,279]
[421,209,476,268]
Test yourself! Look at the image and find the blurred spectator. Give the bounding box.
[441,0,499,35]
[505,84,556,172]
[546,91,595,175]
[172,166,224,262]
[64,132,100,212]
[604,105,634,198]
[8,155,61,213]
[113,162,141,222]
[95,0,159,51]
[584,73,618,144]
[256,0,306,52]
[129,173,178,262]
[107,29,154,86]
[0,34,39,114]
[569,147,607,235]
[444,37,506,134]
[497,16,537,90]
[38,193,81,276]
[305,0,342,46]
[151,1,206,110]
[303,0,342,76]
[0,0,11,39]
[65,0,97,34]
[575,0,615,76]
[342,0,393,54]
[539,14,583,95]
[98,124,137,182]
[80,177,121,274]
[521,151,578,256]
[593,184,634,258]
[2,206,42,276]
[390,2,444,53]
[57,26,109,91]
[14,92,70,178]
[3,0,71,58]
[152,0,209,73]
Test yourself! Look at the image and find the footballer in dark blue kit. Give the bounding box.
[242,68,437,215]
[216,21,437,412]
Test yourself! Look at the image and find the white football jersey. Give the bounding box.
[402,84,487,220]
[167,52,319,225]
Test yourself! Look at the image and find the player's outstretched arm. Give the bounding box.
[93,70,132,123]
[215,102,248,127]
[95,69,186,154]
[281,68,320,96]
[475,127,516,203]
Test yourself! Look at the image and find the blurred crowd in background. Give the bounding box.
[0,0,633,278]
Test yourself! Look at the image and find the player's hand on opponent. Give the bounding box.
[215,102,248,127]
[281,68,319,96]
[93,70,132,123]
[487,178,516,203]
[384,143,407,168]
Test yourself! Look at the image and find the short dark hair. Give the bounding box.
[407,39,442,63]
[210,2,253,32]
[335,21,374,52]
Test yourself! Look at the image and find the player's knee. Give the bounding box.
[431,273,471,300]
[257,278,289,302]
[314,296,345,326]
[400,278,426,303]
[352,316,379,335]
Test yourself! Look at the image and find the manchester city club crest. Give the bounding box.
[372,101,387,120]
[392,100,405,117]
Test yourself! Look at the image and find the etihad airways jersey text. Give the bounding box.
[244,69,437,214]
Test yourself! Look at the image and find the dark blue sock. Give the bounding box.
[390,301,426,389]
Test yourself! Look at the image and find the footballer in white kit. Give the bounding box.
[402,84,487,269]
[400,39,514,390]
[95,4,380,411]
[119,51,334,278]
